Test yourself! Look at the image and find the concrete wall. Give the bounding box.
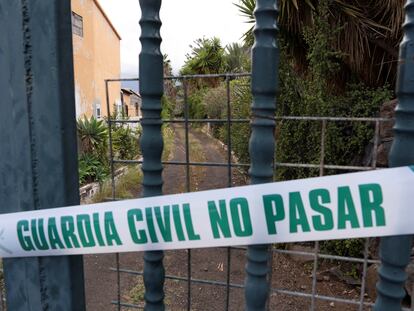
[71,0,121,119]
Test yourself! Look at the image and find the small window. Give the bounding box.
[95,103,101,119]
[72,12,83,37]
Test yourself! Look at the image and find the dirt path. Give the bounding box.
[84,125,364,310]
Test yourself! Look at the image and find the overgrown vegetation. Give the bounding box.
[77,116,109,185]
[77,116,141,186]
[127,278,145,306]
[236,0,402,87]
[275,2,392,180]
[168,0,393,261]
[93,165,143,202]
[91,119,174,203]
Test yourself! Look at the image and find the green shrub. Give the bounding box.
[161,95,174,120]
[220,79,251,165]
[77,116,110,185]
[275,4,391,181]
[112,125,139,160]
[188,88,207,120]
[321,239,365,258]
[78,153,108,185]
[203,85,227,138]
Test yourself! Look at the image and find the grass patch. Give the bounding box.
[162,125,175,162]
[126,278,145,306]
[93,126,174,203]
[188,131,207,192]
[125,277,173,308]
[93,165,143,202]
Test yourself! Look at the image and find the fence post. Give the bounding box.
[0,0,85,310]
[374,1,414,310]
[138,1,165,310]
[245,0,279,310]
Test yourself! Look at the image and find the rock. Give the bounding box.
[365,264,379,301]
[379,99,396,137]
[368,237,380,260]
[329,267,361,286]
[380,99,397,120]
[376,138,393,167]
[405,262,414,298]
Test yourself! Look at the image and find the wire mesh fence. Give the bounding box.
[102,73,413,310]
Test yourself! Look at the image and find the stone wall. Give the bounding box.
[376,99,397,167]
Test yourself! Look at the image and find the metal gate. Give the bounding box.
[0,0,413,310]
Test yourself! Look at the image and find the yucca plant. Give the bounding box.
[180,37,226,88]
[77,116,108,156]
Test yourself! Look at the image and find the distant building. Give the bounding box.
[71,0,121,119]
[121,88,142,119]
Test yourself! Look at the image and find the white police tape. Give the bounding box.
[1,166,414,258]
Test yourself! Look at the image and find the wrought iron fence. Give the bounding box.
[103,73,413,310]
[1,0,413,310]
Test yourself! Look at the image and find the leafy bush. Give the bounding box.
[77,116,110,185]
[161,96,174,120]
[321,239,365,259]
[203,85,227,138]
[112,125,139,160]
[275,5,391,181]
[78,153,108,184]
[220,79,251,165]
[188,88,207,120]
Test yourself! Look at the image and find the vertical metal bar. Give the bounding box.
[0,1,85,310]
[374,1,414,309]
[319,120,327,176]
[183,77,192,311]
[226,75,232,186]
[245,1,279,310]
[116,253,121,311]
[372,120,380,169]
[106,81,121,310]
[106,80,116,200]
[226,75,232,310]
[269,97,276,311]
[358,238,370,311]
[184,78,191,191]
[139,1,165,310]
[310,242,319,310]
[310,120,326,310]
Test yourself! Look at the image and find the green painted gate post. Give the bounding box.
[138,1,165,310]
[245,0,279,310]
[374,1,414,310]
[0,0,85,310]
